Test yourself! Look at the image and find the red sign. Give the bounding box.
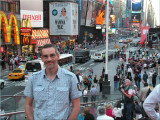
[140,26,150,45]
[0,47,4,53]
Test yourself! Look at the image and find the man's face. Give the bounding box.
[41,47,59,70]
[125,80,130,87]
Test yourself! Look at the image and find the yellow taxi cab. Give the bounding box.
[8,67,25,80]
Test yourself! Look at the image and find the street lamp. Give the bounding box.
[102,0,110,96]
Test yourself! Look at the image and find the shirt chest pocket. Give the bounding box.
[56,87,69,101]
[34,86,47,101]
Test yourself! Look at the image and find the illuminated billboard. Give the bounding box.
[131,13,141,22]
[0,11,20,45]
[49,2,78,35]
[132,0,141,12]
[95,3,105,25]
[110,15,115,23]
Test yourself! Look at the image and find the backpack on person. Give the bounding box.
[146,88,151,97]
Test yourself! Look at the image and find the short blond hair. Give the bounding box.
[106,103,112,109]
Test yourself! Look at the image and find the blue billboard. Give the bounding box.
[132,0,141,12]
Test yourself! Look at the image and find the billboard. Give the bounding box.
[49,2,78,35]
[131,13,141,22]
[131,23,140,28]
[132,0,141,12]
[81,0,87,25]
[86,1,93,26]
[0,11,20,45]
[140,26,150,45]
[110,15,115,23]
[95,3,105,25]
[20,0,43,27]
[21,10,43,28]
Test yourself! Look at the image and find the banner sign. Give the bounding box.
[21,10,43,28]
[140,26,150,45]
[0,11,20,45]
[32,29,49,39]
[36,39,51,47]
[49,2,78,35]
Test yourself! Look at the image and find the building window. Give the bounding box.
[15,1,20,13]
[6,2,10,12]
[10,3,16,12]
[1,2,6,11]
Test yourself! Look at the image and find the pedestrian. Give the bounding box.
[84,107,95,120]
[90,85,98,102]
[143,71,148,83]
[83,87,88,103]
[152,72,157,88]
[112,101,123,120]
[24,44,82,120]
[148,70,153,85]
[93,74,98,84]
[121,79,134,120]
[99,75,103,92]
[97,106,114,120]
[143,84,160,120]
[106,103,114,117]
[114,73,120,89]
[102,67,105,78]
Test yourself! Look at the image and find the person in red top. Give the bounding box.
[106,103,114,117]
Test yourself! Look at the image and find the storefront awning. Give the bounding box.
[36,39,51,47]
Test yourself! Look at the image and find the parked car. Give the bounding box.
[0,79,5,89]
[8,68,25,80]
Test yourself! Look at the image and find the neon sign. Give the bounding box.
[0,11,20,44]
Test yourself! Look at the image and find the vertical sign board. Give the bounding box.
[49,2,78,35]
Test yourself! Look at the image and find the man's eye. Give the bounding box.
[50,54,55,58]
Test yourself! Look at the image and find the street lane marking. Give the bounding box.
[1,91,24,103]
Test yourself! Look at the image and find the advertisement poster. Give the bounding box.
[140,26,150,45]
[131,13,141,22]
[81,0,87,25]
[110,15,115,23]
[95,3,105,25]
[49,2,78,35]
[91,2,97,26]
[21,10,43,28]
[132,0,141,12]
[86,1,93,26]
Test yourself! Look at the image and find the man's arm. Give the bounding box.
[25,96,34,120]
[68,97,80,120]
[121,89,132,99]
[143,85,160,120]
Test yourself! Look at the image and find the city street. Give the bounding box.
[0,37,142,113]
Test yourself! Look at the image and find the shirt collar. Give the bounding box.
[42,65,62,79]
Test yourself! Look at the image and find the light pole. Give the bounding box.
[102,0,110,96]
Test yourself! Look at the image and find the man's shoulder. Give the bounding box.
[60,67,75,77]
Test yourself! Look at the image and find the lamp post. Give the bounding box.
[102,0,110,96]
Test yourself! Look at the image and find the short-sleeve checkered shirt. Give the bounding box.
[24,66,82,120]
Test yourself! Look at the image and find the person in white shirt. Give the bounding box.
[143,84,160,120]
[97,106,114,120]
[83,87,88,103]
